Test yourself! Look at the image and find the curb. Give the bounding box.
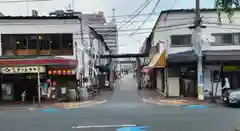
[72,100,107,108]
[143,98,216,107]
[0,107,45,112]
[51,100,93,108]
[0,100,108,112]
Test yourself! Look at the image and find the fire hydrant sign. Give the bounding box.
[1,66,45,74]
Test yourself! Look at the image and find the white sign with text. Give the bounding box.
[1,66,45,74]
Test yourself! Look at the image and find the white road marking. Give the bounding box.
[98,100,107,104]
[75,100,107,108]
[142,98,148,102]
[143,98,182,106]
[72,124,136,129]
[28,108,36,111]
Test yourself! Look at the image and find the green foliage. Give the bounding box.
[215,0,240,24]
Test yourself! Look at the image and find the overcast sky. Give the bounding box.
[0,0,215,53]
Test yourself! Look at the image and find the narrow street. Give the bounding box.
[0,74,240,131]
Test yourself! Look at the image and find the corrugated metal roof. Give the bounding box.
[161,8,240,14]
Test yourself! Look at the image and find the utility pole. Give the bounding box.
[191,0,204,100]
[37,65,41,106]
[136,57,141,89]
[77,12,85,101]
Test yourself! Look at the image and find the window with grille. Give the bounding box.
[212,33,240,45]
[171,35,192,46]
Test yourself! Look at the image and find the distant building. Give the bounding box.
[49,9,118,54]
[49,9,119,71]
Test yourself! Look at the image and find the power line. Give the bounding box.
[116,19,156,23]
[105,12,160,18]
[118,0,153,29]
[98,0,154,41]
[120,0,154,28]
[114,0,152,28]
[130,0,161,36]
[205,25,240,30]
[103,0,154,39]
[85,23,191,36]
[203,21,240,27]
[163,0,177,21]
[79,25,189,39]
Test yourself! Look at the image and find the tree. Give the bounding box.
[215,0,240,23]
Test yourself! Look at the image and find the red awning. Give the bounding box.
[0,56,77,66]
[141,66,152,73]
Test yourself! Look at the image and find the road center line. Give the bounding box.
[72,124,136,129]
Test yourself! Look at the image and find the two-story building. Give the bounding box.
[88,26,111,87]
[148,8,240,98]
[0,16,92,102]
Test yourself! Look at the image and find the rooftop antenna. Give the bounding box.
[26,0,29,16]
[72,0,74,10]
[112,8,115,19]
[68,4,71,10]
[111,8,116,24]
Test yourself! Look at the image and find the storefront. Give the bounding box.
[167,51,197,97]
[0,56,77,102]
[204,50,240,97]
[0,66,46,101]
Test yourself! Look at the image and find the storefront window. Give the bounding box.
[50,34,61,49]
[39,35,50,50]
[2,33,73,55]
[27,35,38,49]
[62,34,73,49]
[16,35,27,49]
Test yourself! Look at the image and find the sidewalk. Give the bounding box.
[0,89,113,111]
[52,89,113,109]
[0,103,53,111]
[140,88,222,106]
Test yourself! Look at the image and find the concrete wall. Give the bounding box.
[153,10,240,55]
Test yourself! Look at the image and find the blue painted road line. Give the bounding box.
[184,105,208,109]
[116,126,150,131]
[39,108,60,113]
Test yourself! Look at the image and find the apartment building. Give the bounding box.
[146,8,240,97]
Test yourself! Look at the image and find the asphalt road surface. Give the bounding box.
[1,74,240,131]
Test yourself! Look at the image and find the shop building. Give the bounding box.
[143,8,240,98]
[0,16,87,102]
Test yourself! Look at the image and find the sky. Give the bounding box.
[0,0,216,53]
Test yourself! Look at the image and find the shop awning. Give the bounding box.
[0,55,77,66]
[204,50,240,61]
[95,65,110,72]
[148,52,166,68]
[140,66,153,73]
[167,51,197,63]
